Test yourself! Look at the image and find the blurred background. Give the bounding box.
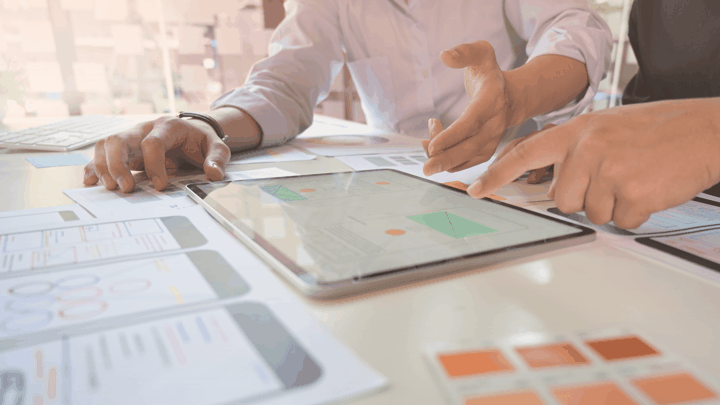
[0,0,635,125]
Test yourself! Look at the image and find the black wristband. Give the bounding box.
[177,111,228,143]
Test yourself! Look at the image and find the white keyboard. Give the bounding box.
[0,115,138,152]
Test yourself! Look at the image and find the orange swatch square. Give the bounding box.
[553,382,638,405]
[585,335,659,361]
[516,342,589,369]
[632,372,718,404]
[465,391,546,405]
[438,350,514,378]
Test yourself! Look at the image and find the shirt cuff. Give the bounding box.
[526,26,610,127]
[211,86,296,148]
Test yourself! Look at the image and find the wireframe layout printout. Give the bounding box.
[0,251,248,339]
[0,207,387,405]
[0,205,93,233]
[0,217,203,273]
[201,170,583,282]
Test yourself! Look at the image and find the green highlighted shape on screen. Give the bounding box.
[408,211,496,238]
[260,185,307,202]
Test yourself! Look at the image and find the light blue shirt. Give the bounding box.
[212,0,612,147]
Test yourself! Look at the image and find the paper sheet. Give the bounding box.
[63,168,298,217]
[336,153,552,203]
[293,116,423,156]
[426,327,720,405]
[26,154,90,168]
[228,144,316,165]
[545,197,720,237]
[0,204,93,233]
[0,206,386,405]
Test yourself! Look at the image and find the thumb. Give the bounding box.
[203,140,231,181]
[440,40,498,69]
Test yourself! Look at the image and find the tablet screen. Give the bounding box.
[191,170,586,284]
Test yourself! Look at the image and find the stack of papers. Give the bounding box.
[0,205,387,405]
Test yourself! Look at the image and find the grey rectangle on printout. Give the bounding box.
[228,302,322,388]
[59,211,80,221]
[364,157,395,167]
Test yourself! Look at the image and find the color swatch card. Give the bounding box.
[426,328,720,405]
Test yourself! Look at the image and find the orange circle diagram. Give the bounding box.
[299,189,316,192]
[386,229,406,236]
[376,182,391,185]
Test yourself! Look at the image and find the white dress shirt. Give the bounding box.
[211,0,612,147]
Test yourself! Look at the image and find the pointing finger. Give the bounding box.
[466,124,570,198]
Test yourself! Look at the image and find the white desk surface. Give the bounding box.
[2,116,719,404]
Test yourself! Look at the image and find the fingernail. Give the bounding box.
[152,177,163,190]
[467,179,483,196]
[528,172,538,183]
[429,162,442,175]
[428,145,436,155]
[101,175,113,189]
[428,118,433,130]
[117,176,131,192]
[444,48,460,58]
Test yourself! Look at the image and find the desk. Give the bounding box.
[2,117,720,404]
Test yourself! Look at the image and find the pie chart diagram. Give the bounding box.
[302,135,390,146]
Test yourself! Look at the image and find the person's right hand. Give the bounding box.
[467,98,720,229]
[83,116,231,193]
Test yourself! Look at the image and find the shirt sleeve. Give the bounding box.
[210,0,345,147]
[505,0,612,128]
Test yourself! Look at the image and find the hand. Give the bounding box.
[423,41,515,176]
[493,124,557,184]
[467,99,720,229]
[83,116,231,193]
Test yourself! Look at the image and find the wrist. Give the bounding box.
[502,70,529,128]
[208,107,262,152]
[184,117,218,140]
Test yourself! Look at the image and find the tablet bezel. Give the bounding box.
[635,228,720,272]
[186,169,595,299]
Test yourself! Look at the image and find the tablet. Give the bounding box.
[635,227,720,272]
[186,170,594,298]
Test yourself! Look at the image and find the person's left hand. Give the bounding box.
[423,41,517,176]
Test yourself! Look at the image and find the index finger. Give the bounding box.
[466,125,570,198]
[141,118,187,190]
